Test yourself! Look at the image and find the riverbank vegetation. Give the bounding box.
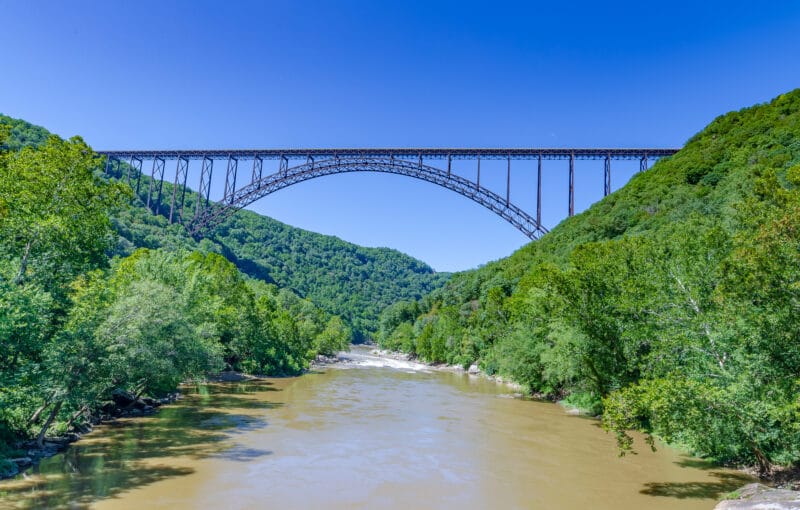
[376,90,800,475]
[0,127,350,473]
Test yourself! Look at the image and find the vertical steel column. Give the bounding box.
[447,154,452,178]
[147,156,166,211]
[305,154,314,171]
[506,154,511,206]
[604,152,612,196]
[251,155,263,185]
[418,152,423,168]
[537,152,542,228]
[194,156,214,219]
[169,156,189,224]
[132,157,143,195]
[223,155,238,204]
[279,154,288,176]
[126,156,133,184]
[640,152,649,172]
[476,155,481,189]
[104,156,111,174]
[568,151,575,217]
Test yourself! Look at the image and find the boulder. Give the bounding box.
[140,397,159,407]
[11,457,32,469]
[468,364,480,375]
[111,389,137,408]
[715,483,800,509]
[1,463,19,479]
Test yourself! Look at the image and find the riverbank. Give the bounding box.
[0,389,183,480]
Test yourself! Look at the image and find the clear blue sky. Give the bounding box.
[2,1,799,271]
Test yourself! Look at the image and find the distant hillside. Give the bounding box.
[0,113,449,339]
[375,90,800,473]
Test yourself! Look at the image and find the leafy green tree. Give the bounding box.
[0,135,127,290]
[315,316,352,356]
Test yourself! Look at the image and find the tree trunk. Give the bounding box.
[28,399,52,426]
[14,238,34,285]
[752,443,773,477]
[64,405,89,431]
[36,400,63,448]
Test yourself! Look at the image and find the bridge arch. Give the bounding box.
[190,156,549,239]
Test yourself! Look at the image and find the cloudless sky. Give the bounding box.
[2,1,799,271]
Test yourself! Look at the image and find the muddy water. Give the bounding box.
[0,347,752,509]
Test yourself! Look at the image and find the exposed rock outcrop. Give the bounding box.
[715,483,800,509]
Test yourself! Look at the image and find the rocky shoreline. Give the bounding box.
[714,483,800,509]
[0,388,181,480]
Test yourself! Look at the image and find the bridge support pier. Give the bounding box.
[147,156,166,212]
[476,155,481,189]
[640,153,649,172]
[568,151,575,217]
[506,154,511,206]
[170,156,189,224]
[195,156,214,219]
[279,154,288,177]
[537,153,542,227]
[252,156,264,184]
[447,154,452,178]
[224,155,238,204]
[604,153,611,196]
[130,156,143,194]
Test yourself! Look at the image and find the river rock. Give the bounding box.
[468,364,480,375]
[0,463,19,479]
[141,396,160,407]
[11,457,32,468]
[111,389,137,408]
[715,483,800,509]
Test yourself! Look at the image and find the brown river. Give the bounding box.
[0,346,752,509]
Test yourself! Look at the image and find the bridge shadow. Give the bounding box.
[0,381,282,509]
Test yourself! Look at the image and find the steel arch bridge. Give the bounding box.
[98,148,679,240]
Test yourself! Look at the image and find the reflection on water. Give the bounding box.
[0,349,753,509]
[0,382,281,509]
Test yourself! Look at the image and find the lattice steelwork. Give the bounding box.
[198,156,549,239]
[146,156,166,212]
[169,156,190,224]
[223,155,238,204]
[194,156,214,219]
[98,147,679,241]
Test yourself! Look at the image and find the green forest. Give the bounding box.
[1,112,448,342]
[376,90,800,475]
[0,112,448,475]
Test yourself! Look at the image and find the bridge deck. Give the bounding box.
[98,147,680,160]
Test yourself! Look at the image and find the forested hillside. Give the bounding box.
[0,122,352,475]
[0,114,449,340]
[377,90,800,474]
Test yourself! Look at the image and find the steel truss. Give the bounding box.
[97,147,679,242]
[191,156,550,240]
